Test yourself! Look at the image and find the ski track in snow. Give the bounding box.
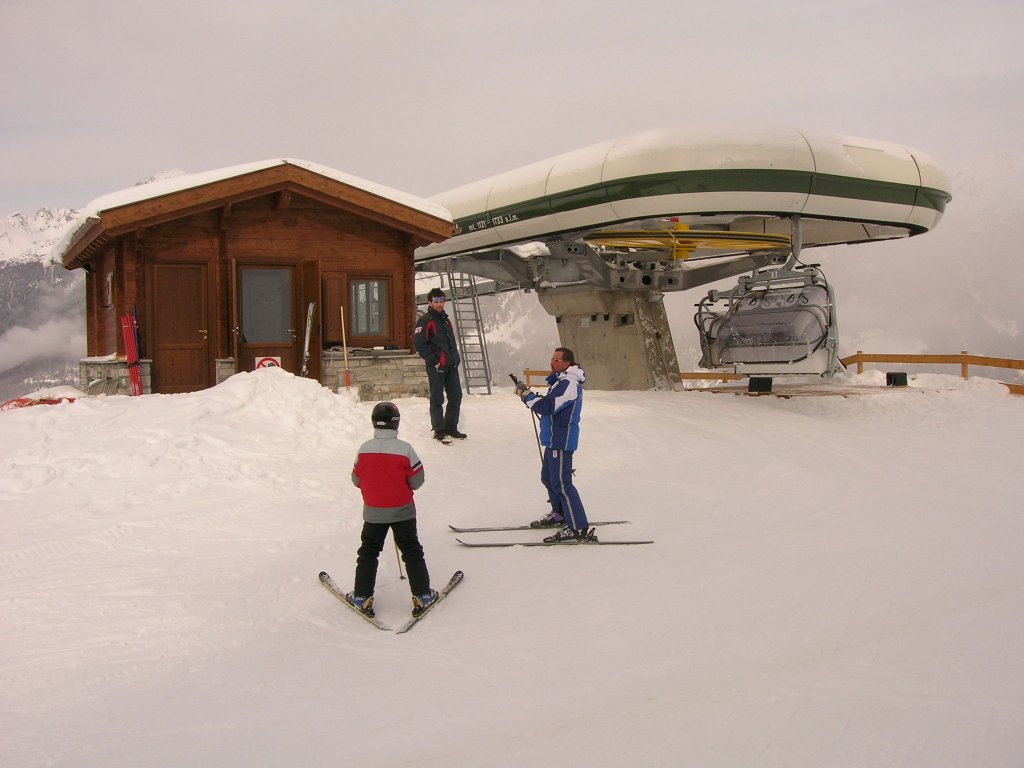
[1,367,1023,767]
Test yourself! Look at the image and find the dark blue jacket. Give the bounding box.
[413,307,461,370]
[524,365,585,451]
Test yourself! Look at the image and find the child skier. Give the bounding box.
[345,401,438,617]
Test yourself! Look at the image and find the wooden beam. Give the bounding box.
[218,203,232,231]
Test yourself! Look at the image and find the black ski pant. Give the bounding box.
[425,365,462,433]
[354,518,430,598]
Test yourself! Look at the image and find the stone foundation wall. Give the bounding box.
[79,352,430,401]
[79,358,152,396]
[215,359,235,385]
[322,349,429,401]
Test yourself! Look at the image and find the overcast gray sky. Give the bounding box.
[3,0,1023,215]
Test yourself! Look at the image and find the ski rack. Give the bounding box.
[694,251,840,378]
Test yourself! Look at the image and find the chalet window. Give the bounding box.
[349,279,389,337]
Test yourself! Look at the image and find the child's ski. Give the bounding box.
[318,571,390,631]
[395,570,464,634]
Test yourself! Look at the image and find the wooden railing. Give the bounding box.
[839,350,1024,395]
[522,368,549,388]
[532,352,1024,395]
[678,372,743,383]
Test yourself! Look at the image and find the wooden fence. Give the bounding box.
[522,369,550,388]
[839,351,1024,395]
[529,351,1024,395]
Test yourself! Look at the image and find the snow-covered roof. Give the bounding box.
[82,158,451,221]
[49,158,452,267]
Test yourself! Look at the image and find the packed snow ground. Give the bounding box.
[2,368,1022,767]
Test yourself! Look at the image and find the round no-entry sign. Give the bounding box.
[255,357,281,369]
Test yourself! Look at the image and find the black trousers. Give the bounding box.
[354,518,430,597]
[425,365,462,433]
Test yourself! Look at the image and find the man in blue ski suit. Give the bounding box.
[515,347,595,543]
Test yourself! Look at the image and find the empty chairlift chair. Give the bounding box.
[695,264,839,378]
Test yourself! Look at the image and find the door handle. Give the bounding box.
[198,329,208,339]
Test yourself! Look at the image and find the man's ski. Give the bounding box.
[300,302,316,377]
[318,571,391,631]
[455,538,653,547]
[449,520,630,533]
[395,570,463,634]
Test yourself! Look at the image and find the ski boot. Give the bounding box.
[543,526,598,544]
[530,511,564,528]
[412,589,439,616]
[345,593,375,617]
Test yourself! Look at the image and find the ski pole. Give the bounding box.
[393,538,406,580]
[339,306,351,388]
[510,374,543,462]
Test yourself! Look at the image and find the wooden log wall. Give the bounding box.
[84,192,419,364]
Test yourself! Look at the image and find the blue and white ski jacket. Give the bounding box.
[524,365,585,451]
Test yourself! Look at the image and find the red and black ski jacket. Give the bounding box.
[413,306,461,371]
[351,430,425,523]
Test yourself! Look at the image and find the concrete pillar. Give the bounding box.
[537,289,680,391]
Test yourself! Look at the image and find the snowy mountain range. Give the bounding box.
[0,209,85,400]
[1,154,1020,401]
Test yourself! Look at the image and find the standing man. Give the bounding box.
[513,347,595,543]
[414,287,466,442]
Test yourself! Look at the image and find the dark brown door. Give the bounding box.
[237,266,299,373]
[152,263,211,393]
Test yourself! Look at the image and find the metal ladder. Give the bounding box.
[444,266,492,394]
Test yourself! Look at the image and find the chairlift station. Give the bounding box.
[415,125,951,390]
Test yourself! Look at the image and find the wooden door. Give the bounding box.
[151,263,211,393]
[237,265,299,373]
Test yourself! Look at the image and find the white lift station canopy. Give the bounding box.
[414,126,951,389]
[416,125,949,291]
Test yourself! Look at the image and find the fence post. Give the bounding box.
[856,351,864,374]
[961,350,969,379]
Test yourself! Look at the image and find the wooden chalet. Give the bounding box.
[55,160,453,396]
